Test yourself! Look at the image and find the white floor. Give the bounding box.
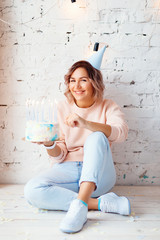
[0,185,160,240]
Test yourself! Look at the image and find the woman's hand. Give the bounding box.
[65,114,112,138]
[34,141,54,147]
[22,137,54,147]
[31,139,54,147]
[65,113,87,128]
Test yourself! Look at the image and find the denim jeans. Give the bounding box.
[24,131,116,211]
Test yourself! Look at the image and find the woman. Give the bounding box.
[24,47,131,233]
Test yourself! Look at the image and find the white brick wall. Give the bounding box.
[0,0,160,185]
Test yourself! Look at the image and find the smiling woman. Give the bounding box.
[24,46,130,234]
[69,67,94,108]
[64,61,105,107]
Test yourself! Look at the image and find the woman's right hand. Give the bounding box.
[22,137,55,147]
[31,140,54,147]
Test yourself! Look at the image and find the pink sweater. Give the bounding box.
[51,98,128,163]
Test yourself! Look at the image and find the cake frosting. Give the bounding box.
[25,121,59,142]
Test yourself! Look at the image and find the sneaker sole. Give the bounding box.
[60,220,87,234]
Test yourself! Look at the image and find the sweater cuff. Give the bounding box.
[108,125,119,142]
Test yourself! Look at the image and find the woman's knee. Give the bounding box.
[84,131,109,148]
[24,178,42,205]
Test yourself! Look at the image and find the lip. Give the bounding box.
[74,91,85,94]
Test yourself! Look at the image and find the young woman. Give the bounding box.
[24,53,131,233]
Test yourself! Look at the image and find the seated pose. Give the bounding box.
[24,46,131,233]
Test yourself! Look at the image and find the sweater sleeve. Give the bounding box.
[106,100,129,143]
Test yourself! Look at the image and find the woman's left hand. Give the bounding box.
[65,113,87,128]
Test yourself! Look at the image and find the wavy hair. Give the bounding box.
[64,61,105,103]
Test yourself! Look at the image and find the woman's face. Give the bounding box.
[69,67,95,107]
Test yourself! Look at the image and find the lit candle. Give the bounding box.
[41,99,45,122]
[26,99,29,120]
[48,100,51,123]
[36,101,39,122]
[31,100,35,121]
[54,99,58,123]
[50,101,54,123]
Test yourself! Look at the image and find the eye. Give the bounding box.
[81,79,87,82]
[70,79,75,83]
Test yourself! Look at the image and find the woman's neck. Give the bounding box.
[75,98,96,108]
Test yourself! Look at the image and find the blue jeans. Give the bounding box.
[24,132,116,211]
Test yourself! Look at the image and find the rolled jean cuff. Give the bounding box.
[79,177,98,189]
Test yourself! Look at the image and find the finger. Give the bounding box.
[64,120,68,125]
[70,121,76,127]
[65,120,72,127]
[43,141,54,146]
[31,141,43,144]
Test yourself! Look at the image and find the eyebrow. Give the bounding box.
[70,76,88,79]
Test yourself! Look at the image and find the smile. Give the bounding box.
[74,91,85,94]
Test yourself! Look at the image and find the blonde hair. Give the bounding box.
[64,61,105,103]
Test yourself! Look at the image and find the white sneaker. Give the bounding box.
[98,192,131,215]
[60,199,88,233]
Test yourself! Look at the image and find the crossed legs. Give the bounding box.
[24,132,121,233]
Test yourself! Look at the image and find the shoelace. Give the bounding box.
[102,200,117,213]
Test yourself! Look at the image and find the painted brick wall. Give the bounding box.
[0,0,160,185]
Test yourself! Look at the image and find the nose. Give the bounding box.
[75,81,81,89]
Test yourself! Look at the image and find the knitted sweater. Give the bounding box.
[50,98,128,163]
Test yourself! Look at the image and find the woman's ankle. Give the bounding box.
[88,198,98,210]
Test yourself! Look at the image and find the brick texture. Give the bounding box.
[0,0,160,184]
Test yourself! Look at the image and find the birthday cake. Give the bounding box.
[25,98,59,142]
[25,121,59,142]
